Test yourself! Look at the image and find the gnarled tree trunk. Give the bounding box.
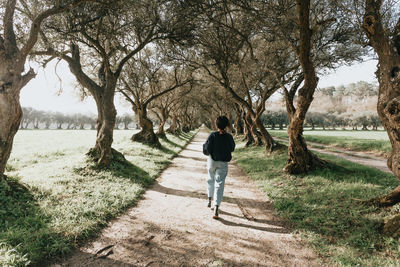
[156,109,168,138]
[234,104,244,135]
[0,59,35,179]
[132,108,161,147]
[284,116,324,174]
[254,116,281,153]
[242,110,255,146]
[157,120,166,137]
[87,88,125,167]
[0,89,23,178]
[283,0,325,174]
[249,119,262,147]
[361,0,400,207]
[166,115,179,135]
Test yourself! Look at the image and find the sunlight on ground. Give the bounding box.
[2,129,195,265]
[270,129,389,140]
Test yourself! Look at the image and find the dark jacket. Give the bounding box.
[203,131,235,162]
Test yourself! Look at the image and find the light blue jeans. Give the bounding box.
[207,157,229,206]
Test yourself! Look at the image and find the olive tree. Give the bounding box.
[34,0,191,166]
[118,49,193,146]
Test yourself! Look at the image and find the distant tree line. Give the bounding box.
[261,110,381,131]
[20,107,136,130]
[262,81,382,130]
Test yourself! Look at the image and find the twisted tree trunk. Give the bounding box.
[0,87,24,178]
[234,104,244,135]
[283,0,325,174]
[254,116,280,153]
[156,109,168,138]
[132,108,161,147]
[87,89,120,167]
[285,114,324,174]
[0,48,35,179]
[242,111,255,146]
[166,116,179,135]
[362,0,400,207]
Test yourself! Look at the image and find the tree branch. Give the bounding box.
[20,0,101,58]
[4,0,18,54]
[114,24,157,78]
[144,79,192,107]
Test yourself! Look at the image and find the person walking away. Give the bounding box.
[203,116,235,219]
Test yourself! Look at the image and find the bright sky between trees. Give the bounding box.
[21,59,378,115]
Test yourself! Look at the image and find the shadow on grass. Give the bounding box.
[75,156,153,187]
[158,145,179,157]
[234,146,397,262]
[311,153,397,187]
[160,136,184,150]
[0,177,71,266]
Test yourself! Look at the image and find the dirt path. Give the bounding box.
[274,137,391,174]
[54,128,316,267]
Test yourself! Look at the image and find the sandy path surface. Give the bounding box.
[274,137,391,174]
[54,128,316,267]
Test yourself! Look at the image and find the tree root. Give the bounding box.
[156,132,166,138]
[86,147,127,166]
[284,151,327,175]
[266,142,287,154]
[132,130,161,147]
[166,128,180,135]
[365,186,400,207]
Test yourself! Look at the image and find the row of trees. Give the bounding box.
[262,81,382,130]
[20,107,133,130]
[262,110,382,131]
[2,0,400,227]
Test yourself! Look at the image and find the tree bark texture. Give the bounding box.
[362,0,400,206]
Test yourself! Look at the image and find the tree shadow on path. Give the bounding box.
[216,217,290,233]
[152,183,287,229]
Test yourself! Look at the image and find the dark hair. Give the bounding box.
[215,116,230,130]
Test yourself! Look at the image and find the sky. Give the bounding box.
[20,59,379,115]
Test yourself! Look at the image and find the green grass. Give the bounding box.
[233,141,400,266]
[271,129,389,140]
[1,130,195,266]
[270,130,392,156]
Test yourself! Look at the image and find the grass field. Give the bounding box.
[294,129,388,140]
[233,141,400,266]
[269,130,391,156]
[1,129,195,266]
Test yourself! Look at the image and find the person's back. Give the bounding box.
[203,131,235,162]
[202,116,235,219]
